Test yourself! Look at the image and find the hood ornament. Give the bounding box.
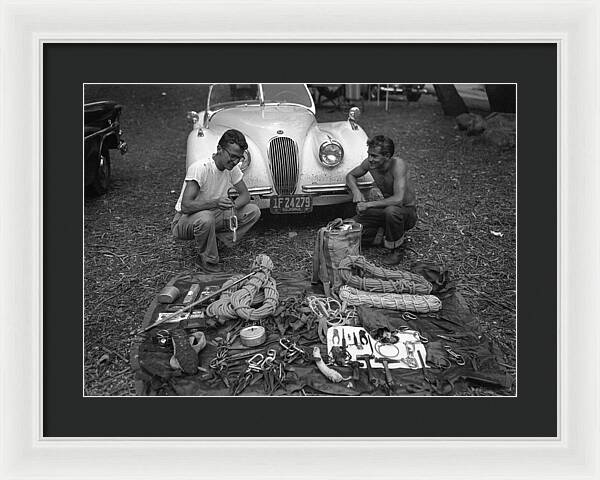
[277,130,284,135]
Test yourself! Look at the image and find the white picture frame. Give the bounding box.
[1,0,599,478]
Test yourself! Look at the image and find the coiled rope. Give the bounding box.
[338,256,432,294]
[205,254,279,323]
[339,285,442,313]
[205,274,244,321]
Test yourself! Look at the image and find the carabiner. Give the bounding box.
[444,346,466,366]
[402,312,418,321]
[247,353,265,372]
[416,332,429,344]
[262,349,277,369]
[229,211,238,243]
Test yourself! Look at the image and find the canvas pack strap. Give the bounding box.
[322,229,336,298]
[311,227,325,284]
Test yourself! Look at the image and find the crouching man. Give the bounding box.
[346,135,417,266]
[171,129,261,273]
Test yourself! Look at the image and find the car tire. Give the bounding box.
[406,91,421,102]
[89,146,111,196]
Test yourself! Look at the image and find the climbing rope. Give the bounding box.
[205,254,279,323]
[339,285,442,313]
[205,274,244,322]
[306,295,357,326]
[338,256,432,294]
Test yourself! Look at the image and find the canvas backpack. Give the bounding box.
[311,218,362,298]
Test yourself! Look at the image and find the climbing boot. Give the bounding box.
[200,259,224,274]
[170,328,199,374]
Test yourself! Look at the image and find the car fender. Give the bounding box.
[236,137,273,190]
[186,130,221,169]
[297,121,371,186]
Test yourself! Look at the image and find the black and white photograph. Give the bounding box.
[84,83,516,397]
[6,0,600,472]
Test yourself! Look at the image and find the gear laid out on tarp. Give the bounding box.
[130,262,513,397]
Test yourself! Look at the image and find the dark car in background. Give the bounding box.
[84,101,128,195]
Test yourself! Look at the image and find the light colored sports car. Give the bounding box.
[185,84,374,214]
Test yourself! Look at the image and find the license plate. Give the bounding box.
[269,195,313,214]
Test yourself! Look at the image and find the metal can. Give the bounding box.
[157,285,180,304]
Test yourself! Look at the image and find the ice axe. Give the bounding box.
[374,357,402,387]
[356,354,376,385]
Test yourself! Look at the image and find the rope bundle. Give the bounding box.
[338,256,432,294]
[205,254,279,323]
[205,274,244,321]
[339,285,442,313]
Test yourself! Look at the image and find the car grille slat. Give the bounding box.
[268,137,299,195]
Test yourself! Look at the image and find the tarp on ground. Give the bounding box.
[130,268,513,396]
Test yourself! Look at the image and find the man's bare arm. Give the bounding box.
[364,158,407,208]
[180,180,224,214]
[346,161,369,203]
[232,179,251,209]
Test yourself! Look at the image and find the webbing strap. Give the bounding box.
[322,230,336,297]
[311,228,325,284]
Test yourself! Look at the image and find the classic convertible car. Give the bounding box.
[185,84,374,214]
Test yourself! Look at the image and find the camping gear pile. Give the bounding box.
[131,221,513,396]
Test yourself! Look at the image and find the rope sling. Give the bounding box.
[205,254,279,323]
[338,255,433,294]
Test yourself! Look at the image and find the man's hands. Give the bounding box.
[356,202,369,213]
[352,191,366,203]
[352,191,368,214]
[353,191,368,214]
[217,196,235,210]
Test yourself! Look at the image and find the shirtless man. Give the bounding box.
[346,135,417,265]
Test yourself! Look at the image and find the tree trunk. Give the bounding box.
[485,85,516,113]
[433,84,469,116]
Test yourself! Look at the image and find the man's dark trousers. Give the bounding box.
[354,205,417,249]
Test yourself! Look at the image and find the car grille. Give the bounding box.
[267,137,299,195]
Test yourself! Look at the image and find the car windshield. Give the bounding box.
[262,84,312,107]
[208,84,312,110]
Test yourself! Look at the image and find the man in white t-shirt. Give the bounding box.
[171,129,261,273]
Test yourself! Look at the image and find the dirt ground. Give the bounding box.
[83,85,516,396]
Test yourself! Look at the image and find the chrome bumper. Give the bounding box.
[249,181,373,197]
[302,180,374,194]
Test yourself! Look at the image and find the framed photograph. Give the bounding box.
[2,0,599,479]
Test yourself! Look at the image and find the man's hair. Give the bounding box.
[218,129,248,151]
[367,135,395,157]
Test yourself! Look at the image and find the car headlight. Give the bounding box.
[319,141,344,167]
[239,150,251,171]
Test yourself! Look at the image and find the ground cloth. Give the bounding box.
[130,268,513,396]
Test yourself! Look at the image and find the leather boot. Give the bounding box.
[200,259,224,274]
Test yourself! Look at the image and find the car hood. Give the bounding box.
[209,105,317,141]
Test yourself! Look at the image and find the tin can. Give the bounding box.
[157,285,180,304]
[240,326,267,347]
